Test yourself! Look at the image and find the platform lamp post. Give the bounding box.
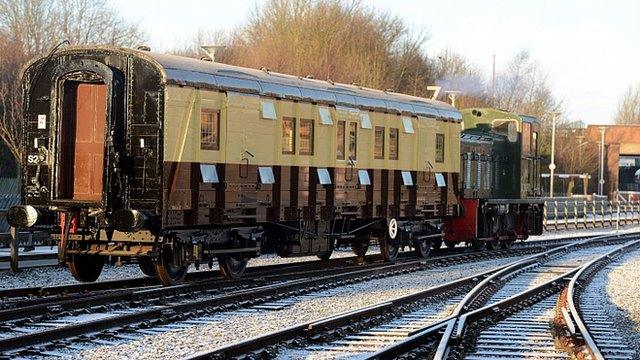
[598,126,607,196]
[548,112,560,197]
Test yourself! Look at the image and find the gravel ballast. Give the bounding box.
[73,254,533,360]
[583,250,640,357]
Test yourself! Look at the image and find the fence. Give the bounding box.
[544,198,640,231]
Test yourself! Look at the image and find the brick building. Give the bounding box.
[584,125,640,198]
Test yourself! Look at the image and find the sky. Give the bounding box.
[107,0,640,124]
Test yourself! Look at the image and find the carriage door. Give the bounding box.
[58,82,107,202]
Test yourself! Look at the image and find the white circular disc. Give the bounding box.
[388,218,398,239]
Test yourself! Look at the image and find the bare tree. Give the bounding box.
[183,0,436,95]
[433,49,491,108]
[614,84,640,124]
[0,0,147,164]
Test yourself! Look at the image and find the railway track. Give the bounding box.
[0,240,557,358]
[184,232,640,360]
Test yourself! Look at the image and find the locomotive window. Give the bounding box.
[401,171,413,186]
[319,107,333,125]
[374,126,385,159]
[348,122,357,160]
[337,120,346,160]
[299,119,314,155]
[435,173,446,187]
[358,169,371,185]
[200,109,220,151]
[282,117,296,154]
[522,122,531,155]
[533,131,538,156]
[436,133,445,163]
[492,120,518,142]
[389,128,399,160]
[360,112,372,129]
[402,117,415,134]
[260,100,277,120]
[200,164,219,184]
[317,168,332,185]
[258,166,276,184]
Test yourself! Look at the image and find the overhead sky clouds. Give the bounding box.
[108,0,639,124]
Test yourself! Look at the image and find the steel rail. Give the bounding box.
[359,232,638,360]
[185,267,502,360]
[563,238,640,360]
[0,244,540,353]
[0,234,600,300]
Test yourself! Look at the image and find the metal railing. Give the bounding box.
[544,198,640,231]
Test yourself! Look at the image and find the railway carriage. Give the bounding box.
[8,46,462,285]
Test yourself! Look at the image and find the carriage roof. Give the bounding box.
[145,51,461,122]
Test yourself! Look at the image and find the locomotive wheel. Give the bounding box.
[472,240,486,251]
[485,239,501,250]
[68,254,104,282]
[138,257,156,277]
[154,251,188,286]
[350,241,369,257]
[414,238,431,259]
[218,255,248,279]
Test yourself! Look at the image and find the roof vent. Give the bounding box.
[200,45,226,62]
[260,67,270,73]
[201,56,212,62]
[385,88,394,93]
[327,79,334,85]
[306,74,315,79]
[351,82,359,86]
[137,45,151,51]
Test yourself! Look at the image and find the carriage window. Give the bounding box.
[436,133,445,163]
[374,126,385,159]
[337,120,346,160]
[435,173,446,187]
[260,100,277,120]
[319,107,333,125]
[299,119,314,155]
[282,117,295,154]
[533,131,538,156]
[200,109,220,150]
[402,117,415,134]
[360,112,372,129]
[348,122,357,160]
[389,128,399,160]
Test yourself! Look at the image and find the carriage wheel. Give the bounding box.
[414,238,431,259]
[350,240,369,257]
[381,219,400,263]
[154,250,188,286]
[317,240,334,260]
[68,254,104,282]
[138,257,156,277]
[218,255,248,279]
